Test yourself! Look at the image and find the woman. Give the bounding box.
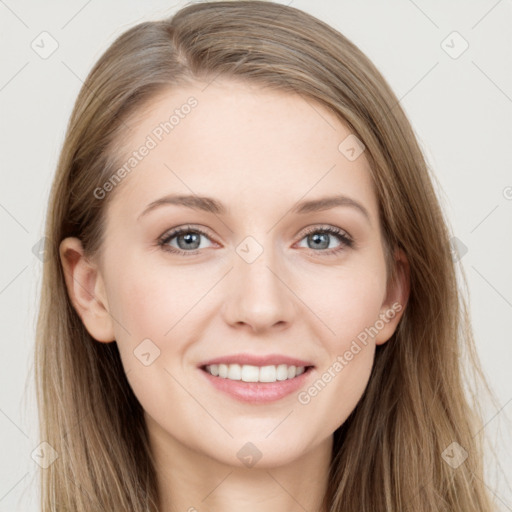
[35,1,495,510]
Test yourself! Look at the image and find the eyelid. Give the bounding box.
[158,224,217,248]
[298,223,353,240]
[158,223,354,256]
[294,224,354,254]
[159,224,214,240]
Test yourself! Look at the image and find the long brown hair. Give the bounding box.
[35,1,497,510]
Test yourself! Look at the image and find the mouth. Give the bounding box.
[199,363,315,403]
[197,353,316,403]
[201,363,315,383]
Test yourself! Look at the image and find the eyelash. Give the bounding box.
[157,224,354,257]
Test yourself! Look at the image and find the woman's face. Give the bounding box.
[64,78,407,468]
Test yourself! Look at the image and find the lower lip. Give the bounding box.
[199,366,315,403]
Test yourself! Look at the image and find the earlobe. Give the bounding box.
[59,237,115,343]
[375,248,410,346]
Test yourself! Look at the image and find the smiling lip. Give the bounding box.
[197,353,315,404]
[198,353,314,368]
[199,365,314,403]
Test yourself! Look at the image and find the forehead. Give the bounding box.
[107,78,378,221]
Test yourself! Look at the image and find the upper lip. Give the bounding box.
[198,353,315,368]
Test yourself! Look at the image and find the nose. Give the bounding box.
[221,241,296,334]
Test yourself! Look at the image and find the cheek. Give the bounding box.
[106,261,217,395]
[107,260,206,342]
[106,267,194,423]
[297,296,379,433]
[301,263,387,345]
[294,263,385,424]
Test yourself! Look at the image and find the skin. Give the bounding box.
[60,79,409,512]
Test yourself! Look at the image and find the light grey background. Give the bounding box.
[1,0,511,510]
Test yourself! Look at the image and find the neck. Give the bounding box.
[146,413,332,512]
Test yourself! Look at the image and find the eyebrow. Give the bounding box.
[137,193,371,224]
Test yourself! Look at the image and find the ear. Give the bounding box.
[374,247,410,346]
[59,237,115,343]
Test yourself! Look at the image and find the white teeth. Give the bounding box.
[242,365,260,382]
[204,363,308,382]
[259,365,276,382]
[218,364,228,378]
[276,364,289,381]
[227,363,242,380]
